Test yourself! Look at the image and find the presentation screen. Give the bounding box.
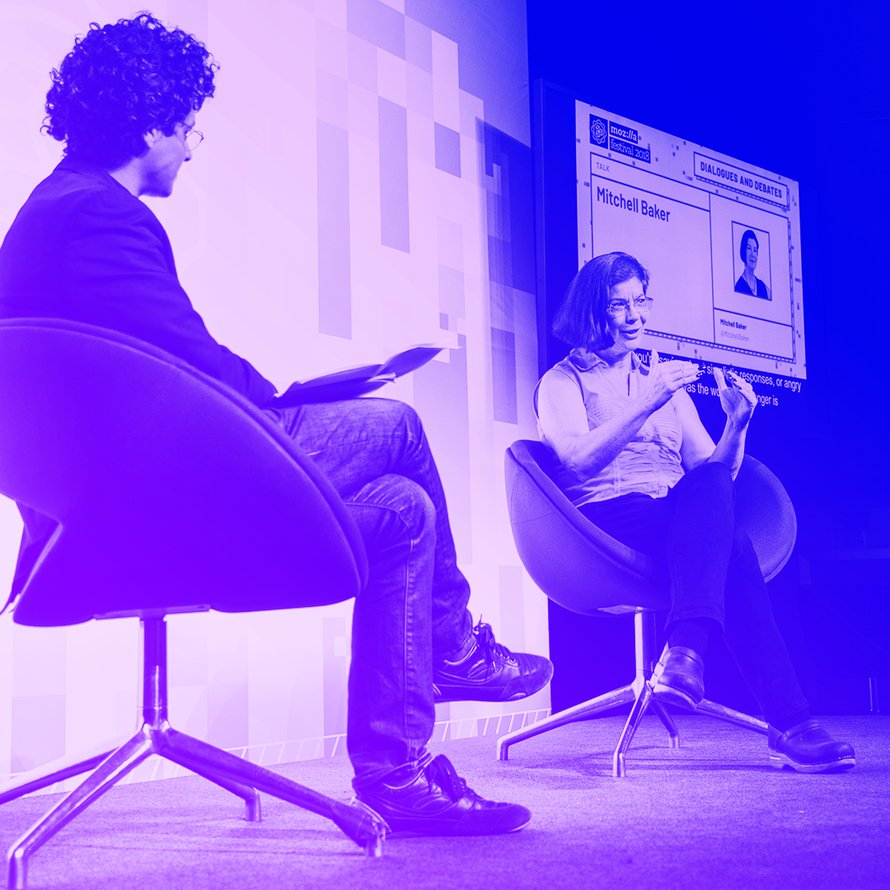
[575,101,805,379]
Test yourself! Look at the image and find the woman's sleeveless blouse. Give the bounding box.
[536,349,685,506]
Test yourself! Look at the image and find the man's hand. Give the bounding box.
[714,367,756,427]
[643,348,700,411]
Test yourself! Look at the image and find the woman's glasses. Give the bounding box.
[606,295,653,316]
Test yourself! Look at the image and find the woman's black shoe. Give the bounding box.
[768,719,856,773]
[650,645,705,710]
[356,755,531,836]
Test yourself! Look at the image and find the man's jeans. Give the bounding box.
[580,461,809,727]
[271,398,472,788]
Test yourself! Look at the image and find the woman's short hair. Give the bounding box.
[739,229,759,262]
[552,252,650,350]
[44,13,217,169]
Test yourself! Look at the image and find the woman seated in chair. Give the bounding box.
[535,251,854,773]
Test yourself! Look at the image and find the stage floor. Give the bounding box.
[1,714,887,889]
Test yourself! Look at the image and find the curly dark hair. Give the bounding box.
[44,12,217,168]
[553,252,650,350]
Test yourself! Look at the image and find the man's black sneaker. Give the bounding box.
[356,754,531,836]
[433,620,553,703]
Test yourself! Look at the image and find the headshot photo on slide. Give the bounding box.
[732,224,771,300]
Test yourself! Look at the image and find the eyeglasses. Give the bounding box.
[606,295,653,316]
[181,124,204,152]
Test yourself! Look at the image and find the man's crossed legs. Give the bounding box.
[273,398,552,834]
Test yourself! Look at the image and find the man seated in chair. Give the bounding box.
[0,13,552,835]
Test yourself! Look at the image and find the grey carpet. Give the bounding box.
[0,715,886,889]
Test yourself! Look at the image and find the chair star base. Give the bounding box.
[497,611,767,777]
[1,617,387,890]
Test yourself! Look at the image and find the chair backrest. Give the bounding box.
[0,318,368,627]
[505,439,797,617]
[731,454,797,581]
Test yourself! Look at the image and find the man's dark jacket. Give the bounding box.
[0,157,278,603]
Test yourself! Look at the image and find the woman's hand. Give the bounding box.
[643,349,701,411]
[714,367,757,427]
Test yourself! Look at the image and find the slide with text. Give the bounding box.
[576,103,805,378]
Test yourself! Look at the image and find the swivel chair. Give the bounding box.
[496,439,797,777]
[0,318,387,889]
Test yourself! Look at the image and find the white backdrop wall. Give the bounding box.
[0,0,546,783]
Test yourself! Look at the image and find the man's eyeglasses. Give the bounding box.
[606,295,653,316]
[181,124,204,152]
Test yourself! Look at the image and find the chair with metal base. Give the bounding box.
[496,439,796,777]
[0,319,387,889]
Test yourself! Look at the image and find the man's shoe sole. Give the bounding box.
[768,752,856,773]
[355,798,532,837]
[433,668,552,704]
[433,686,534,704]
[381,814,532,837]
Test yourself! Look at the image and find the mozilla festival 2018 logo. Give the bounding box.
[590,114,608,146]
